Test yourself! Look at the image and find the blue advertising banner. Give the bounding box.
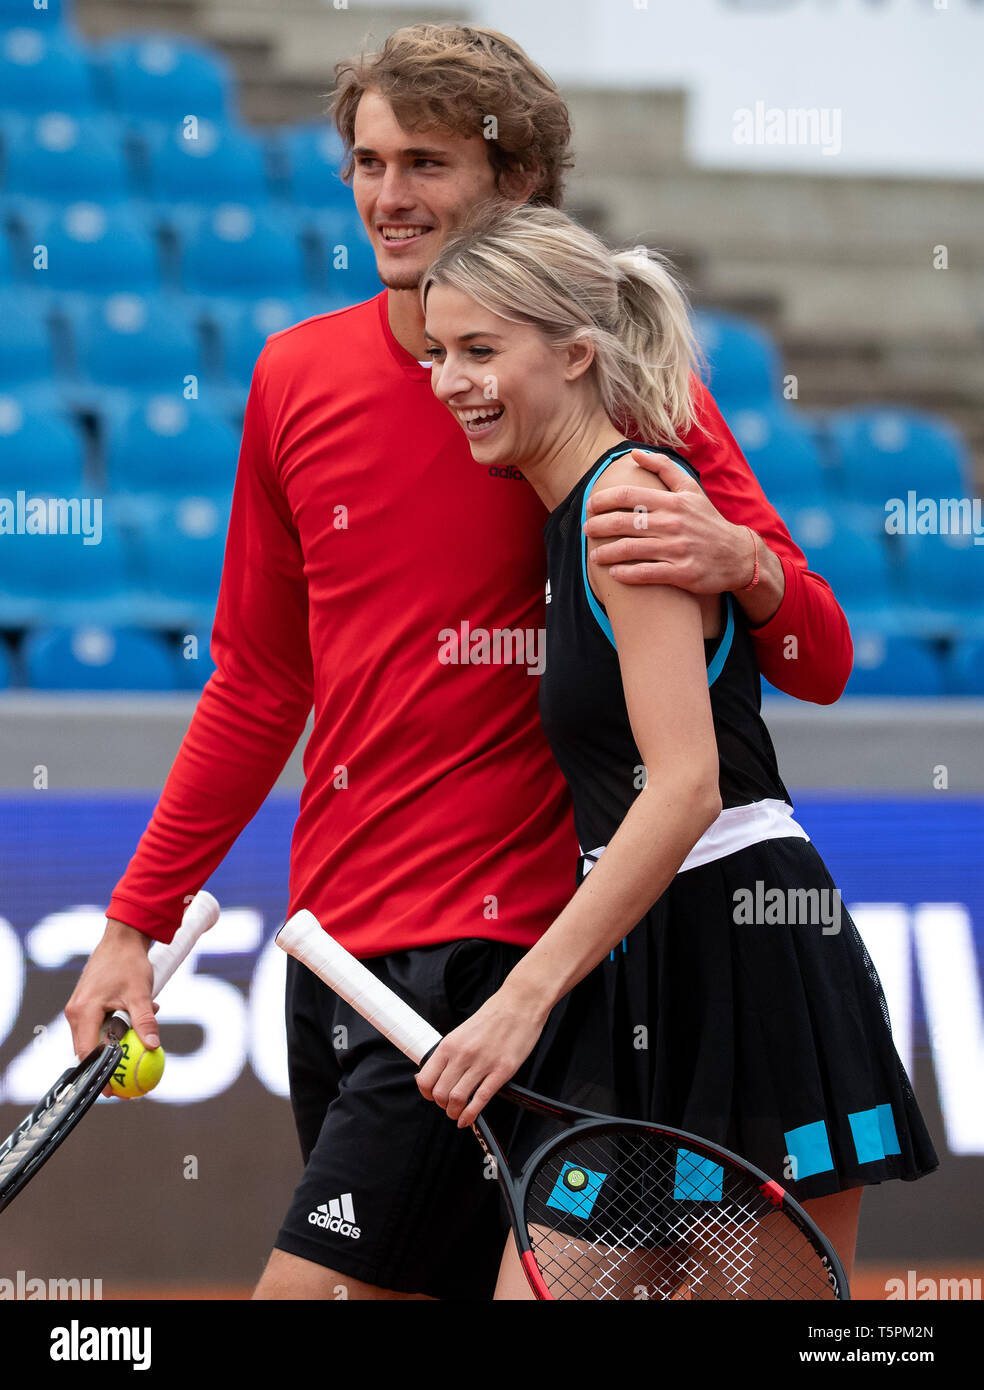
[0,791,980,1280]
[0,793,980,1134]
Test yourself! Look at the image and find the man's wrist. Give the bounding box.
[740,527,760,591]
[731,534,785,626]
[103,917,154,951]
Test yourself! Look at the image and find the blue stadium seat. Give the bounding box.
[0,227,13,282]
[279,123,349,205]
[23,625,177,690]
[3,112,129,205]
[844,633,946,697]
[70,292,204,391]
[173,626,216,689]
[209,295,326,385]
[179,204,306,297]
[952,638,984,696]
[27,202,160,294]
[144,118,267,206]
[0,394,85,493]
[0,505,134,626]
[799,515,895,616]
[892,530,984,635]
[693,309,781,410]
[132,495,229,625]
[308,205,382,303]
[0,290,56,385]
[0,26,94,112]
[726,405,828,502]
[97,34,231,122]
[828,406,970,504]
[103,396,238,498]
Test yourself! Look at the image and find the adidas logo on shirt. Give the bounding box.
[308,1193,361,1239]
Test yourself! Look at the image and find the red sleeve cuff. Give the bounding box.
[105,895,182,944]
[747,550,798,640]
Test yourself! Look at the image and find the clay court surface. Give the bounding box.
[101,1265,983,1301]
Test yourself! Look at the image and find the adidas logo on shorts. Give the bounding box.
[308,1193,361,1240]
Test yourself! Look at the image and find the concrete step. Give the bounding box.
[274,8,474,78]
[575,167,984,265]
[699,258,982,341]
[565,87,687,174]
[76,0,201,40]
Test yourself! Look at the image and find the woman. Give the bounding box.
[414,199,938,1297]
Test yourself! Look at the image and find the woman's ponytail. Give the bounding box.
[609,247,700,447]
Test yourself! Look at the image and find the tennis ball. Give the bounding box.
[108,1029,165,1099]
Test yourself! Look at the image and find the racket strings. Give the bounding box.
[524,1127,838,1300]
[0,1048,117,1212]
[0,1079,82,1171]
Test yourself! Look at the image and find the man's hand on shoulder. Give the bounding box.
[584,448,785,623]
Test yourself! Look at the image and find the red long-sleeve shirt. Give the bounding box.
[106,290,852,950]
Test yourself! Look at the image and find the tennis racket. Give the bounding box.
[0,889,220,1216]
[277,909,849,1301]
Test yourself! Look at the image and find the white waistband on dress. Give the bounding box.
[579,798,810,878]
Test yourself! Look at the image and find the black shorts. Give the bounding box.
[274,935,528,1299]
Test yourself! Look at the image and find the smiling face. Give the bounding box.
[351,90,509,291]
[424,282,598,467]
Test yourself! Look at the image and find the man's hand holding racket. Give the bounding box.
[0,892,219,1216]
[65,917,160,1094]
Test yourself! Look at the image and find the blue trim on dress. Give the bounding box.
[579,447,700,651]
[579,447,735,695]
[579,447,637,650]
[706,593,735,688]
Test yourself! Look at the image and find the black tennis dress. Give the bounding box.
[518,439,939,1202]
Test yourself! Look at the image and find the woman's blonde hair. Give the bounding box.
[420,200,700,448]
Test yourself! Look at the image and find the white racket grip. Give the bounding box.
[110,890,220,1032]
[277,910,443,1066]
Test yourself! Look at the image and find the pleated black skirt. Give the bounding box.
[515,835,940,1203]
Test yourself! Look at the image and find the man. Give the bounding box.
[65,24,852,1301]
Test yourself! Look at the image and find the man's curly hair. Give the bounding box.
[330,24,575,207]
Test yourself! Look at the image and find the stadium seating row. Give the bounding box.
[0,494,228,630]
[0,108,354,210]
[0,623,215,691]
[1,24,237,126]
[0,477,981,639]
[1,287,332,398]
[3,623,984,697]
[0,200,379,300]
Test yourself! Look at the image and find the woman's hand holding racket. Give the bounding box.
[415,986,548,1129]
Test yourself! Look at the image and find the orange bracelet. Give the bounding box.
[742,527,760,590]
